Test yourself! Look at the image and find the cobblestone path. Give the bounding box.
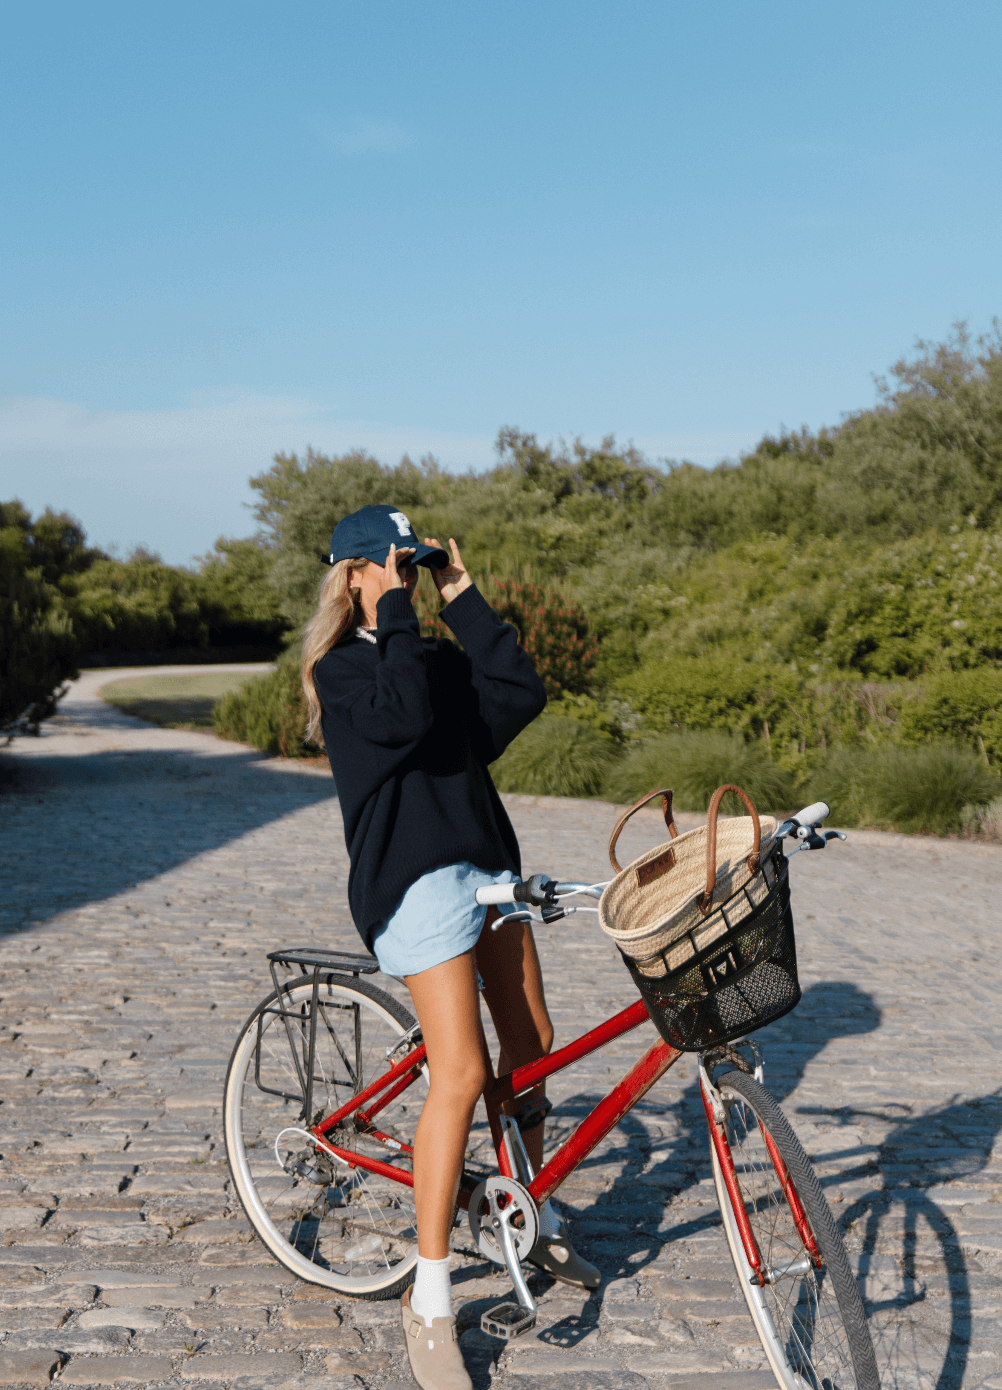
[2,669,1001,1390]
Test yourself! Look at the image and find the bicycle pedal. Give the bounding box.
[481,1301,537,1340]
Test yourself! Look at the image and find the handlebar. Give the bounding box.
[475,883,520,906]
[777,800,846,851]
[476,875,606,907]
[478,800,845,916]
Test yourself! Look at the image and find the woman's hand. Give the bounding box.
[426,537,473,605]
[379,544,417,596]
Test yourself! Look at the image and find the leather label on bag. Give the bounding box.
[636,847,676,887]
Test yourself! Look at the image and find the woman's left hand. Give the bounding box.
[425,537,473,605]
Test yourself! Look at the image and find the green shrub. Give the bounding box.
[414,575,597,699]
[69,551,211,653]
[491,715,617,797]
[806,741,998,834]
[1,501,84,733]
[603,730,798,814]
[213,661,315,757]
[546,689,631,741]
[617,657,805,748]
[899,667,1002,764]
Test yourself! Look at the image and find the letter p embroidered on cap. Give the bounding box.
[389,511,412,537]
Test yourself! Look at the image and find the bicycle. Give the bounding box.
[223,794,880,1390]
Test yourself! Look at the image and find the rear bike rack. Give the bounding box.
[258,947,379,1123]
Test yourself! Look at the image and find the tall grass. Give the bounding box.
[805,741,998,835]
[603,730,799,814]
[960,797,1002,842]
[491,716,617,798]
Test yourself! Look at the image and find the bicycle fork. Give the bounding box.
[699,1048,821,1285]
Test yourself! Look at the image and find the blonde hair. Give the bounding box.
[301,557,369,748]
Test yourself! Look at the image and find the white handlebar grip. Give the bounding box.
[793,801,830,827]
[475,883,519,906]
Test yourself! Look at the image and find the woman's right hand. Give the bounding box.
[379,544,416,596]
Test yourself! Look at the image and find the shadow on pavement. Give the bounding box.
[538,984,882,1344]
[560,979,882,1262]
[834,1090,1002,1390]
[544,977,1001,1389]
[0,743,338,935]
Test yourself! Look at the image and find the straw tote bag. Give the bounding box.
[599,784,778,980]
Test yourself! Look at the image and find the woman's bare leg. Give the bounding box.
[476,917,554,1171]
[405,951,489,1260]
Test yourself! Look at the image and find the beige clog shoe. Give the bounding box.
[526,1221,601,1289]
[400,1286,472,1390]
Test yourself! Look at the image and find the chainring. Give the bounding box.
[467,1176,539,1266]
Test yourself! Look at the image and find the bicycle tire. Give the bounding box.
[224,974,424,1299]
[710,1069,879,1390]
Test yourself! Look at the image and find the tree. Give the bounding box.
[0,501,85,734]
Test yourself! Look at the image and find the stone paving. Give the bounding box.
[2,666,1002,1390]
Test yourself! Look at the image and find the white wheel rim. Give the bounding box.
[225,980,422,1293]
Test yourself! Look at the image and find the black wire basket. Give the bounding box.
[623,844,801,1052]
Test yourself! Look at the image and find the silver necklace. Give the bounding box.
[355,626,377,645]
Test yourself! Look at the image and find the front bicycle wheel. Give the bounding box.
[224,974,425,1299]
[710,1069,879,1390]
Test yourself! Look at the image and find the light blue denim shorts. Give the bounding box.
[371,861,521,978]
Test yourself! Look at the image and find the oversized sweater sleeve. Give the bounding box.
[315,589,434,748]
[441,584,547,761]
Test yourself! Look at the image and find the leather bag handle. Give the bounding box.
[608,787,678,872]
[699,783,761,915]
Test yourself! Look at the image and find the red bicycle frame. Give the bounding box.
[299,994,762,1278]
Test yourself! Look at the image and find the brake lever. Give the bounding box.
[791,828,847,853]
[489,904,579,930]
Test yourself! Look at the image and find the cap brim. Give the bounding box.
[322,542,449,568]
[365,541,449,570]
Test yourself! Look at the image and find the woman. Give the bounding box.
[302,504,598,1390]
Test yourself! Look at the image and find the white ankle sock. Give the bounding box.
[411,1254,453,1326]
[538,1199,562,1240]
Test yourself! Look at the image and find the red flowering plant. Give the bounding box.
[412,575,597,698]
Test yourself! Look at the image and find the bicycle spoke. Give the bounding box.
[226,977,426,1295]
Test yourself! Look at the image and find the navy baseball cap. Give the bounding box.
[325,504,448,569]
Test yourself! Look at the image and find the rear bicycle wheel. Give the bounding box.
[710,1069,879,1390]
[224,975,425,1299]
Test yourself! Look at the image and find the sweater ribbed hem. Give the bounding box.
[441,584,491,635]
[376,588,418,622]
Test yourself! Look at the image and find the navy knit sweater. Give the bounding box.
[314,584,547,952]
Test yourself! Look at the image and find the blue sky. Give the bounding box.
[3,1,1001,564]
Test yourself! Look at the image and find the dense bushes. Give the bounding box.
[0,500,290,734]
[69,539,287,658]
[491,716,617,797]
[490,714,999,835]
[204,322,1002,833]
[17,322,1002,837]
[603,730,798,814]
[898,668,1002,761]
[212,661,313,757]
[413,575,597,698]
[0,501,84,733]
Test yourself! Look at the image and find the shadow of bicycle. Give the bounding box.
[557,979,882,1260]
[830,1090,1002,1390]
[541,980,1002,1388]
